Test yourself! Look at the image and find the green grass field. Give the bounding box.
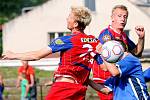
[0,67,54,100]
[0,67,149,100]
[0,67,99,100]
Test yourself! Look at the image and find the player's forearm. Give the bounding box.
[13,52,42,61]
[14,49,50,61]
[133,26,145,57]
[2,47,52,61]
[134,38,145,57]
[88,79,110,94]
[2,51,41,61]
[103,60,120,76]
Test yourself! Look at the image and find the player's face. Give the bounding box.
[111,8,128,30]
[66,12,77,31]
[21,61,28,67]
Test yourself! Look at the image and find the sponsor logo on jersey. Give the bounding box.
[102,35,111,42]
[81,38,97,43]
[55,39,64,44]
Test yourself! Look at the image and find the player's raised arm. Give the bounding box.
[131,26,145,57]
[2,47,52,61]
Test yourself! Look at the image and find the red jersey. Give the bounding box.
[48,32,99,85]
[18,65,35,84]
[92,25,136,83]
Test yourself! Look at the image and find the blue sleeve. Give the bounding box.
[116,55,138,77]
[98,29,113,44]
[48,36,73,53]
[115,62,129,77]
[127,36,136,51]
[94,54,103,65]
[143,68,150,82]
[104,77,116,91]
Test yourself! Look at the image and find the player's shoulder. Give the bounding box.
[18,66,23,70]
[28,66,34,70]
[71,33,96,40]
[88,34,96,38]
[100,27,109,34]
[51,35,73,44]
[58,35,73,39]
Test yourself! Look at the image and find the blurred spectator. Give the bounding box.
[17,61,37,100]
[18,73,30,100]
[0,74,4,100]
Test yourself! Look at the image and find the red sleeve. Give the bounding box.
[18,66,23,74]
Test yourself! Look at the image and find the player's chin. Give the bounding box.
[118,27,124,30]
[119,24,126,28]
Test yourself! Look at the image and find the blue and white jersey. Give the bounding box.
[143,68,150,82]
[105,54,149,100]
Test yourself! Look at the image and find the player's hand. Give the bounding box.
[135,26,145,39]
[44,81,53,87]
[16,83,20,88]
[96,43,102,54]
[2,51,16,60]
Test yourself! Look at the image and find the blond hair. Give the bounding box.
[71,6,92,30]
[112,5,128,16]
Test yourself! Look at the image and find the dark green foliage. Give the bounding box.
[0,0,49,55]
[0,0,48,20]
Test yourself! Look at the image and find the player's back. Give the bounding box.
[55,32,99,84]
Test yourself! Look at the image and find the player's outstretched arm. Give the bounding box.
[88,79,110,94]
[2,47,52,61]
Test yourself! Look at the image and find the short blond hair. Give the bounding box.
[71,6,92,30]
[112,5,128,16]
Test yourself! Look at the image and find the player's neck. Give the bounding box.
[110,25,123,34]
[71,29,84,34]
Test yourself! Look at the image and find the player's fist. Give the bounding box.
[135,26,145,39]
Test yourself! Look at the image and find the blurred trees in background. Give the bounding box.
[0,0,49,55]
[0,0,49,21]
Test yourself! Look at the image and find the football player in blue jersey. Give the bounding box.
[89,40,149,100]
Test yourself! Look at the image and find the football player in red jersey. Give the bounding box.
[92,5,145,100]
[2,6,100,100]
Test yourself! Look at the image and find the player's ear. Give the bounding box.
[74,21,78,28]
[111,14,114,22]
